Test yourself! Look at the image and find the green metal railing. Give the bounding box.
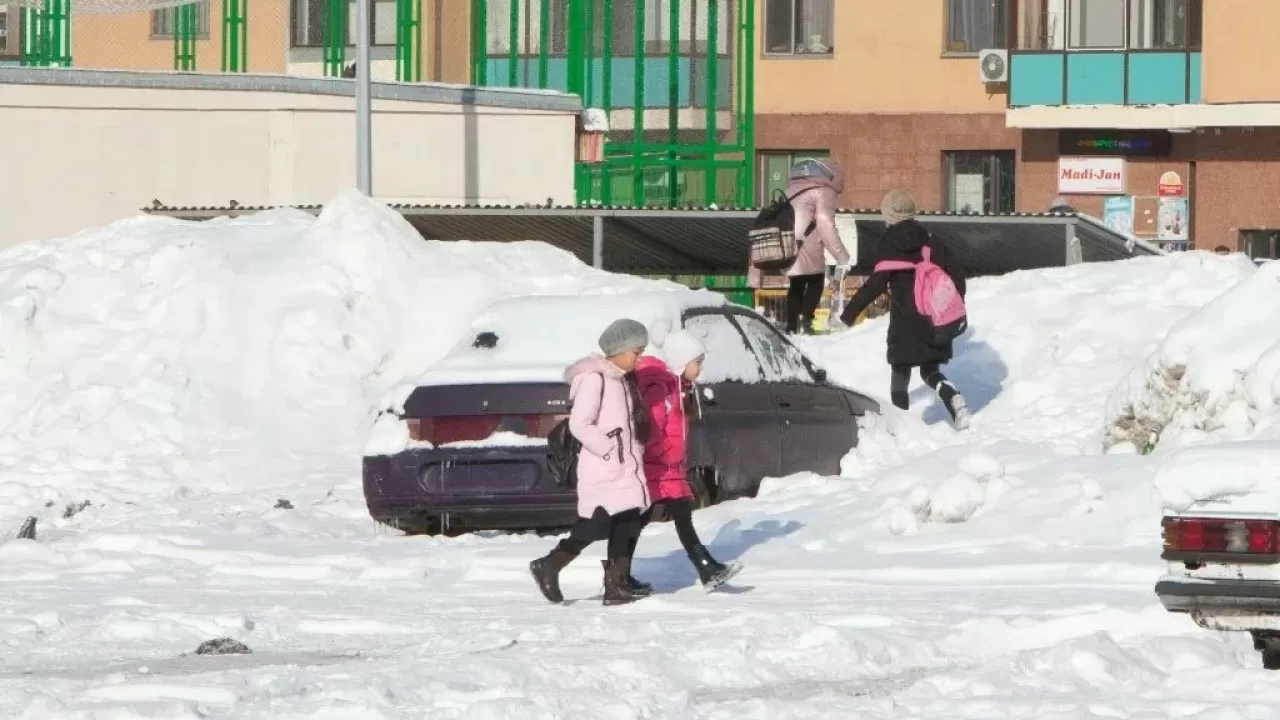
[471,0,755,208]
[21,0,71,67]
[173,2,198,70]
[222,0,248,72]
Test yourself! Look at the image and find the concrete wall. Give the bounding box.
[1200,0,1280,104]
[0,68,579,249]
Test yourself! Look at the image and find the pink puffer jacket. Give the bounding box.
[634,356,694,502]
[565,355,650,518]
[786,163,851,277]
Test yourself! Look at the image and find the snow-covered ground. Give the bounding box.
[2,193,1279,718]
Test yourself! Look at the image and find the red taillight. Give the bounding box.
[1163,517,1280,555]
[405,414,568,445]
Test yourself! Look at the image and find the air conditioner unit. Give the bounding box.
[978,48,1009,84]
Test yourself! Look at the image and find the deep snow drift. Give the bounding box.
[2,195,1280,719]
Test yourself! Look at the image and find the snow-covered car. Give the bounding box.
[362,291,879,534]
[1154,444,1280,668]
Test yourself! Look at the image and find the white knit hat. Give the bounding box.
[661,329,705,373]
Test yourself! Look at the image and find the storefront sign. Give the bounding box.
[1058,157,1126,195]
[1158,170,1185,197]
[1059,129,1172,157]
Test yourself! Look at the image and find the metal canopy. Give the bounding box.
[144,203,1160,276]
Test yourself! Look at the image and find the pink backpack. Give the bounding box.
[875,246,968,341]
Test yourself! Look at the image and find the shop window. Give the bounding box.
[758,150,830,205]
[946,0,1009,54]
[291,0,396,48]
[945,151,1015,214]
[1242,230,1280,261]
[764,0,834,56]
[151,2,210,39]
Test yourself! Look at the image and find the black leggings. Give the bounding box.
[556,507,646,560]
[890,363,958,411]
[785,273,826,334]
[643,498,702,555]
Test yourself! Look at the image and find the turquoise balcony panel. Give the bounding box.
[1066,53,1125,104]
[1128,53,1187,104]
[1189,52,1202,103]
[1009,53,1065,106]
[1010,51,1202,108]
[484,57,703,108]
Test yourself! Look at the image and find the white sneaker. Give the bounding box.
[950,395,972,431]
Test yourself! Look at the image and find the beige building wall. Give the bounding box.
[0,71,578,249]
[1199,0,1280,104]
[753,0,1007,115]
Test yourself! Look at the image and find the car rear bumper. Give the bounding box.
[1156,578,1280,614]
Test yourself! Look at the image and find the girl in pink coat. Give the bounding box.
[630,329,742,591]
[530,318,654,606]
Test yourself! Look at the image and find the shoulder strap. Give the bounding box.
[920,246,933,263]
[874,259,917,272]
[784,186,819,204]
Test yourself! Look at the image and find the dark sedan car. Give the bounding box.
[362,292,879,534]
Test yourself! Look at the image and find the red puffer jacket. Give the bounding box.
[634,356,694,502]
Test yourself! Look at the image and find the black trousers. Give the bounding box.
[638,498,702,556]
[890,363,958,411]
[785,273,826,334]
[555,507,646,560]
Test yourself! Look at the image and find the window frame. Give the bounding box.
[943,0,1010,56]
[763,0,835,58]
[943,150,1017,214]
[757,149,830,205]
[150,1,211,40]
[290,0,396,49]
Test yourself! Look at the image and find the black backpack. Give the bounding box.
[547,373,605,487]
[749,187,818,272]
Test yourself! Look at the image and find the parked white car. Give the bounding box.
[1153,442,1280,668]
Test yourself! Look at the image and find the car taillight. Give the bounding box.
[405,414,569,444]
[1162,517,1280,555]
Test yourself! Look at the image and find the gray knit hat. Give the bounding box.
[881,189,918,226]
[598,318,649,357]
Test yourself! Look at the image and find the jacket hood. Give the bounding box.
[787,160,845,196]
[635,355,670,375]
[564,354,626,383]
[887,217,931,256]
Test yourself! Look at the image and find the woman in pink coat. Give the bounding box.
[782,158,851,335]
[530,318,653,607]
[629,329,742,591]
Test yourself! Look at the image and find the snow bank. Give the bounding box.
[0,191,682,531]
[1153,441,1280,514]
[1105,258,1280,452]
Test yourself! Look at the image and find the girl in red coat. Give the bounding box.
[629,329,742,591]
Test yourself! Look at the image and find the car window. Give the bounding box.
[732,312,814,383]
[682,313,763,383]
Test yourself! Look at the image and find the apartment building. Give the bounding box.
[755,0,1280,256]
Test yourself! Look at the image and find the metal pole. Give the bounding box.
[355,0,373,195]
[592,214,604,268]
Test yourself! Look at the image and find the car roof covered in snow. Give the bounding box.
[412,289,727,386]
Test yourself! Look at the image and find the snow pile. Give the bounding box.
[1153,440,1280,513]
[1105,258,1280,453]
[887,453,1011,534]
[0,191,683,531]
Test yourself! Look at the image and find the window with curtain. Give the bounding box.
[290,0,396,48]
[1127,0,1201,49]
[764,0,834,56]
[946,0,1009,53]
[151,1,210,38]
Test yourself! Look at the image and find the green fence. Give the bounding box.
[471,0,755,208]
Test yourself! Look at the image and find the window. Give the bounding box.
[944,151,1015,214]
[682,313,763,384]
[732,313,813,383]
[291,0,396,48]
[0,4,18,58]
[764,0,834,56]
[946,0,1008,54]
[486,0,730,57]
[758,150,829,205]
[1242,231,1280,261]
[151,2,210,39]
[1067,0,1124,48]
[1128,0,1201,49]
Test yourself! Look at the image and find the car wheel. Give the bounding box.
[1263,643,1280,670]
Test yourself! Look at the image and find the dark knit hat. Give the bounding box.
[598,318,649,357]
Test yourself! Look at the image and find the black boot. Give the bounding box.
[688,544,741,588]
[601,559,652,596]
[602,557,644,606]
[530,548,577,604]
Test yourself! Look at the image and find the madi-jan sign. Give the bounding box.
[1058,157,1126,195]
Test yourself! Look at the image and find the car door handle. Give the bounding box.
[777,399,792,408]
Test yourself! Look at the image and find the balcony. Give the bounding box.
[1009,50,1201,107]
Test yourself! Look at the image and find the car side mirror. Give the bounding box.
[701,386,717,404]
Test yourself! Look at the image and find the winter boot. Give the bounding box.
[687,545,743,591]
[948,394,972,431]
[601,557,645,606]
[530,548,577,604]
[601,559,652,596]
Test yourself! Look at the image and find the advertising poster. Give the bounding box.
[1158,196,1189,248]
[1103,196,1135,235]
